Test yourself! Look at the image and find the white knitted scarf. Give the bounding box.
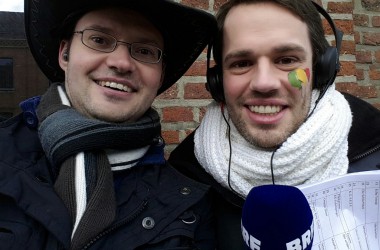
[195,86,352,198]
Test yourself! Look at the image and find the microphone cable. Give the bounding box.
[222,103,279,197]
[307,74,334,119]
[221,104,245,199]
[269,147,280,185]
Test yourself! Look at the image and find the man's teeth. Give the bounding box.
[98,81,133,92]
[249,105,281,114]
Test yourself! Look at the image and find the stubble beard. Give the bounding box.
[226,102,310,149]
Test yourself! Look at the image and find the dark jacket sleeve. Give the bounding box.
[343,92,380,172]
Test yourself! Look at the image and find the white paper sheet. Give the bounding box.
[298,170,380,250]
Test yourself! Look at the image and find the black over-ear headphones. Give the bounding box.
[206,1,343,103]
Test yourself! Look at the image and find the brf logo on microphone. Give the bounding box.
[241,220,314,250]
[240,185,315,250]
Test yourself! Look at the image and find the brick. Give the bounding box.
[338,61,356,76]
[362,0,380,11]
[353,14,370,27]
[337,83,378,98]
[184,60,207,76]
[373,16,380,27]
[162,130,180,144]
[181,0,209,10]
[335,20,354,35]
[356,51,373,63]
[336,83,359,95]
[363,32,380,45]
[356,86,378,98]
[328,2,353,14]
[162,107,194,122]
[157,84,179,99]
[184,82,212,99]
[354,31,361,44]
[375,50,380,63]
[341,40,356,55]
[324,20,353,35]
[356,69,365,80]
[369,65,380,80]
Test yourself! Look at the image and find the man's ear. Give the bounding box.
[58,41,70,70]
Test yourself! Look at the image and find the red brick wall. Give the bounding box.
[153,0,380,156]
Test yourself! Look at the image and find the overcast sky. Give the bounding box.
[0,0,23,12]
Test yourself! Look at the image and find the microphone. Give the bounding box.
[241,185,314,250]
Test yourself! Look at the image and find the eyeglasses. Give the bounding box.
[73,29,163,64]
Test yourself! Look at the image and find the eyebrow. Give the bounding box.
[83,24,114,34]
[272,44,307,54]
[224,49,253,64]
[80,24,162,46]
[223,44,307,63]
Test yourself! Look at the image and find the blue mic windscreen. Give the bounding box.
[241,185,314,250]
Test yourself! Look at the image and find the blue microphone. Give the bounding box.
[241,185,314,250]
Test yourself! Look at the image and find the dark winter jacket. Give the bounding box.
[169,92,380,250]
[0,113,215,249]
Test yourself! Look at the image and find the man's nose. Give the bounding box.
[105,44,136,73]
[249,60,281,93]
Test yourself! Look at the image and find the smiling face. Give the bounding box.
[222,2,314,148]
[58,7,164,123]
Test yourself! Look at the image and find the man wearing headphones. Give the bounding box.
[0,0,217,249]
[169,0,380,249]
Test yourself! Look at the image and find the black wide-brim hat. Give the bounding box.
[24,0,216,95]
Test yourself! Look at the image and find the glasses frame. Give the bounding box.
[73,29,163,64]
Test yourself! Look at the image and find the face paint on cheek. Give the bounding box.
[288,68,311,89]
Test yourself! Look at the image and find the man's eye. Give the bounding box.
[136,48,155,55]
[91,36,107,44]
[88,34,114,46]
[277,57,298,65]
[230,61,251,68]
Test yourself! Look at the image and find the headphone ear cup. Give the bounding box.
[206,65,225,102]
[315,46,338,89]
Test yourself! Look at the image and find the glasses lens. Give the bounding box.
[79,30,162,63]
[131,43,162,63]
[82,30,115,52]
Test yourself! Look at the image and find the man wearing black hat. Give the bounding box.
[0,0,216,249]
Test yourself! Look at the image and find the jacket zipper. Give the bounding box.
[81,199,148,250]
[349,144,380,163]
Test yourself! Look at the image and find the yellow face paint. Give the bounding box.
[288,68,310,89]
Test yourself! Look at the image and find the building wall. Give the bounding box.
[0,43,49,118]
[152,0,380,156]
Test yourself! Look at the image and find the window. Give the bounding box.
[0,58,13,90]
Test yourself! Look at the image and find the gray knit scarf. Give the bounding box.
[37,83,161,250]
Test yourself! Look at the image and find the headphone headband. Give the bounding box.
[311,2,343,54]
